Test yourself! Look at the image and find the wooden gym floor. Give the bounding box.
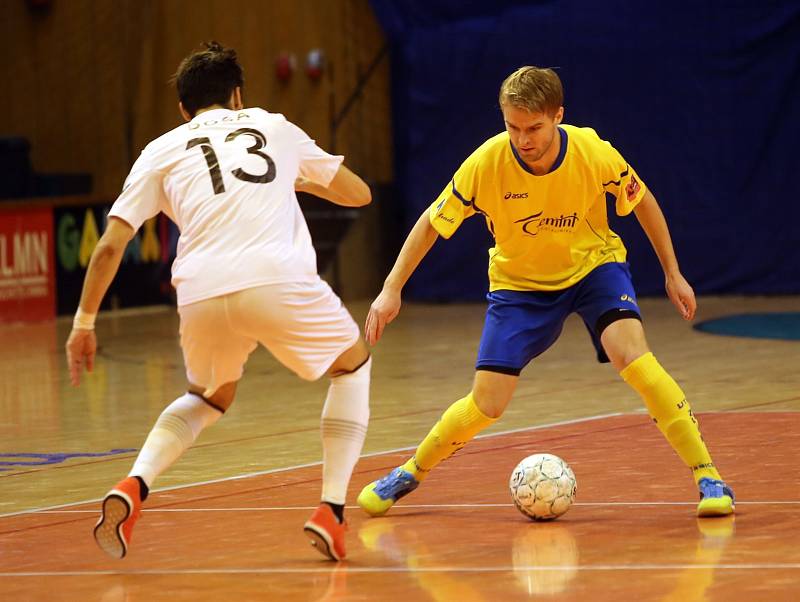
[1,296,799,600]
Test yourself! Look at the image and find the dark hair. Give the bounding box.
[174,41,244,117]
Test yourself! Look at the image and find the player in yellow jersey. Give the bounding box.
[357,66,733,518]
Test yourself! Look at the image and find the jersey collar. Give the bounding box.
[510,126,568,176]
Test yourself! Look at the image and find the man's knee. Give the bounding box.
[600,318,650,371]
[604,340,649,371]
[472,370,518,419]
[188,380,238,412]
[471,390,509,419]
[327,338,370,377]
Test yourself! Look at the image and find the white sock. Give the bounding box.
[320,357,371,505]
[129,393,222,487]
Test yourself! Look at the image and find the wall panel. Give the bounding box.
[1,0,393,196]
[1,0,393,298]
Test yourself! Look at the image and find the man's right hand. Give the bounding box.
[364,288,402,345]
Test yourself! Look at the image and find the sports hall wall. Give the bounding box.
[369,1,800,300]
[0,0,391,321]
[3,1,799,321]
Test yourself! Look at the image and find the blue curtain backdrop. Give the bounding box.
[370,1,800,300]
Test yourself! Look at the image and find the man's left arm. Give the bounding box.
[65,217,136,386]
[633,189,696,321]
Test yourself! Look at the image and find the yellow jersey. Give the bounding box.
[427,124,647,292]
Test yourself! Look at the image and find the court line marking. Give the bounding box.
[0,412,622,518]
[2,564,800,577]
[24,500,798,514]
[3,410,794,519]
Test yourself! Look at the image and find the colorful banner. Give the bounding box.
[0,206,56,322]
[54,205,177,315]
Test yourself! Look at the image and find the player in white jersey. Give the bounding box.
[65,42,371,561]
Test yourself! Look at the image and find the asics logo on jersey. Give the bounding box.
[504,191,528,199]
[514,212,579,237]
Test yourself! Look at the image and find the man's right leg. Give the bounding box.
[304,339,372,561]
[357,370,516,517]
[231,281,371,560]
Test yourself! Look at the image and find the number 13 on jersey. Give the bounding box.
[186,127,277,194]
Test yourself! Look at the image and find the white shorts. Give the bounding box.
[177,279,360,396]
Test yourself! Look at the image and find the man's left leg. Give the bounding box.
[95,294,247,559]
[94,385,231,558]
[602,318,734,517]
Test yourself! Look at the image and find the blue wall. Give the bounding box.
[371,1,800,300]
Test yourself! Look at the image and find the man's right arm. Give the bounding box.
[296,165,371,207]
[365,210,439,345]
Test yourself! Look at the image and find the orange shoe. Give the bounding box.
[93,477,143,559]
[304,504,347,561]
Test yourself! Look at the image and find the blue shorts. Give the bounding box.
[476,262,642,375]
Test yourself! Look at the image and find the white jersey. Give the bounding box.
[108,107,343,305]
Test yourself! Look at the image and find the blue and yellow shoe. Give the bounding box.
[357,468,420,517]
[697,477,735,517]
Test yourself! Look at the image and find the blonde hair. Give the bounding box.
[499,67,563,115]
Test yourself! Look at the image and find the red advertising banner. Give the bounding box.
[0,206,56,322]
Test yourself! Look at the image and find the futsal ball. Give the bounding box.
[509,453,576,521]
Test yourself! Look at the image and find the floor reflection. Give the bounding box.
[660,516,736,602]
[511,522,579,595]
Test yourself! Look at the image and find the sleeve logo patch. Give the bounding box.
[625,174,641,201]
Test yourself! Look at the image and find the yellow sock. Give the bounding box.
[401,393,497,481]
[620,352,722,483]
